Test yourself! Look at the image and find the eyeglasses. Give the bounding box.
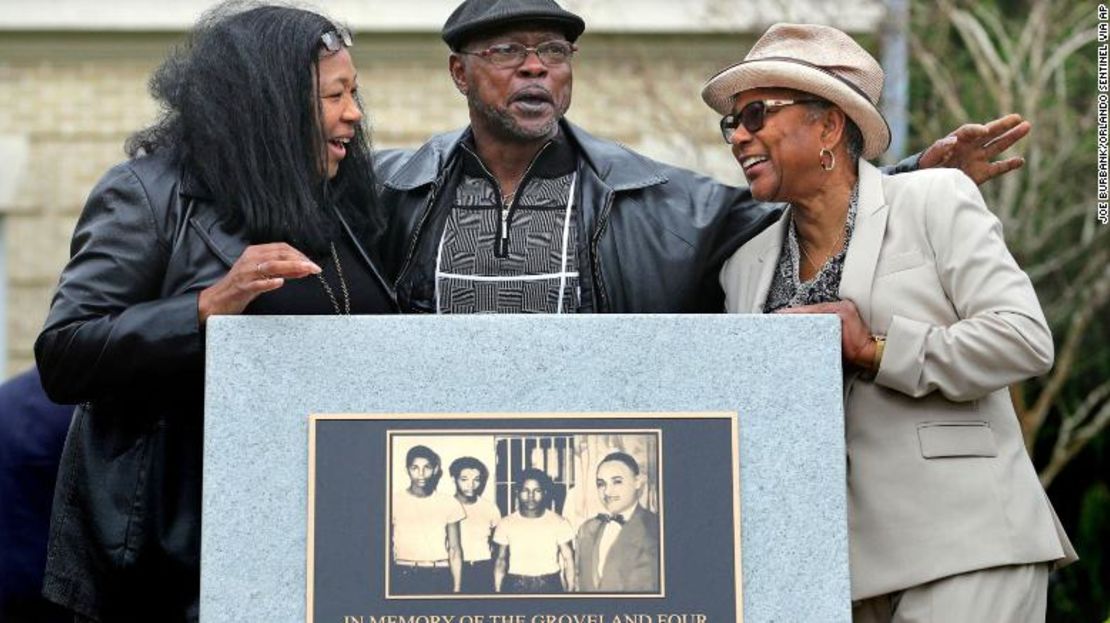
[320,28,353,53]
[459,41,577,69]
[719,98,818,143]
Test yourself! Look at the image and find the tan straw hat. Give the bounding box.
[701,23,891,159]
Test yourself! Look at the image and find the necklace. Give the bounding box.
[798,224,845,272]
[795,185,858,274]
[315,242,350,314]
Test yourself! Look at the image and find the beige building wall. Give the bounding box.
[0,30,766,375]
[0,34,165,375]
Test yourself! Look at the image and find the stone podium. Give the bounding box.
[202,315,849,621]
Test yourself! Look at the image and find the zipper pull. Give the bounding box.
[499,205,511,256]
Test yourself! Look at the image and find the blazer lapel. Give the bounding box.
[587,520,605,590]
[186,198,399,310]
[332,206,399,308]
[745,209,790,312]
[188,203,248,269]
[839,161,889,328]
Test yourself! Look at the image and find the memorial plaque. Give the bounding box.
[307,412,741,622]
[202,315,850,622]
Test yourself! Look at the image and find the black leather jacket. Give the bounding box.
[378,121,919,313]
[33,152,393,621]
[377,121,785,313]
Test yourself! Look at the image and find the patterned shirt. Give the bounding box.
[435,132,581,314]
[764,184,859,313]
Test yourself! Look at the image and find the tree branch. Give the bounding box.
[950,8,1011,109]
[1042,246,1110,327]
[1034,27,1099,95]
[1026,230,1110,284]
[1041,382,1110,486]
[909,34,970,121]
[1011,0,1051,65]
[968,3,1014,64]
[1022,263,1110,449]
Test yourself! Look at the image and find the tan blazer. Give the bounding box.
[721,161,1076,600]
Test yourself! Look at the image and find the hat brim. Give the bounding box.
[701,59,891,160]
[444,13,585,50]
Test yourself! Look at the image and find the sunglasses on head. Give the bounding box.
[320,27,353,53]
[719,98,819,143]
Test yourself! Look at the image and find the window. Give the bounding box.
[494,434,576,515]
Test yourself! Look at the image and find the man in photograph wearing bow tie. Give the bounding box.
[575,452,660,593]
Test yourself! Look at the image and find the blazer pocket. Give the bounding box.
[917,421,998,458]
[876,249,926,278]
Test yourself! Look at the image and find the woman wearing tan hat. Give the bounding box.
[704,23,1076,622]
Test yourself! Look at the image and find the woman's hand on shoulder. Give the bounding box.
[198,243,321,324]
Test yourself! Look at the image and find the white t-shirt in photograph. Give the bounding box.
[392,490,466,562]
[459,497,502,562]
[492,511,574,576]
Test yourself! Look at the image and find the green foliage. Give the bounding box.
[908,1,1108,619]
[1049,483,1110,622]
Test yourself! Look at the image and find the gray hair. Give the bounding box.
[805,100,864,163]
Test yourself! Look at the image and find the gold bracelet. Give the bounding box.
[871,335,886,373]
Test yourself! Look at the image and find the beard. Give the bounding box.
[467,90,563,142]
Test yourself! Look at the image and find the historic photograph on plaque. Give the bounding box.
[387,431,662,597]
[308,412,741,623]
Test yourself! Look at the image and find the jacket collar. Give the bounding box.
[179,161,396,306]
[741,207,790,313]
[381,119,669,193]
[563,121,668,191]
[838,160,889,328]
[738,160,889,316]
[180,166,213,201]
[187,200,245,268]
[381,128,467,191]
[185,190,391,286]
[188,203,376,268]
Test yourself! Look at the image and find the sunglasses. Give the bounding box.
[719,98,819,143]
[320,28,353,53]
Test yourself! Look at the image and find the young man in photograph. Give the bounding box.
[449,456,502,593]
[576,452,660,592]
[391,445,465,594]
[493,468,576,593]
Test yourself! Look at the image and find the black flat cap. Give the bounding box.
[442,0,586,50]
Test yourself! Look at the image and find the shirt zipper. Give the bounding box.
[459,141,552,259]
[498,202,511,257]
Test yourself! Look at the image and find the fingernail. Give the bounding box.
[306,262,322,274]
[939,136,958,146]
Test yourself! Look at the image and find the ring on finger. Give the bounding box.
[256,263,270,280]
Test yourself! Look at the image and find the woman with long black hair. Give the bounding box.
[34,3,394,620]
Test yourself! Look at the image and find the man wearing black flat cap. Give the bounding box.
[375,0,1032,314]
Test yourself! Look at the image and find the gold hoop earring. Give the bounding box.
[820,147,836,172]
